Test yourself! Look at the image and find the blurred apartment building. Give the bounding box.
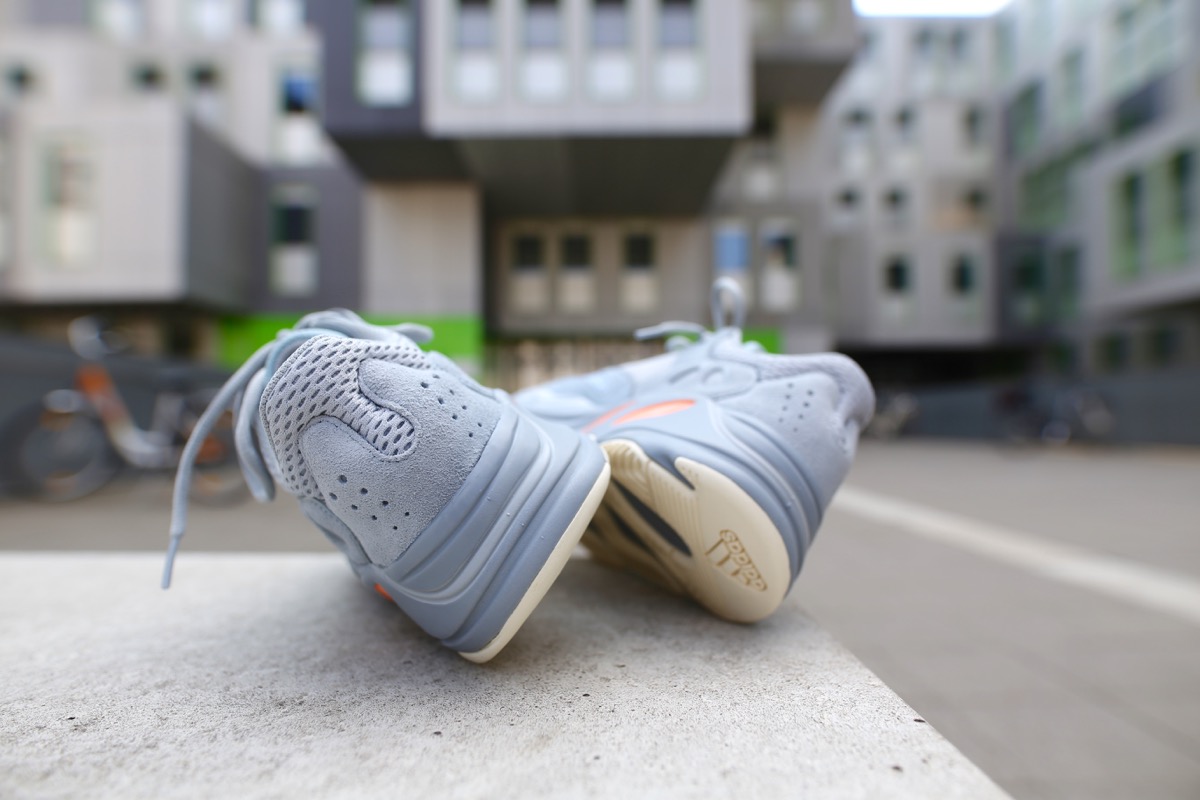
[5,0,1195,401]
[990,0,1200,378]
[819,14,1001,385]
[0,0,366,362]
[308,0,859,386]
[0,0,859,387]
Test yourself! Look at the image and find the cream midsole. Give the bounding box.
[600,439,790,623]
[458,461,611,663]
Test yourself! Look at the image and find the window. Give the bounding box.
[592,0,630,48]
[1012,83,1043,156]
[271,187,318,297]
[524,0,562,49]
[513,235,546,270]
[359,0,413,106]
[622,233,658,313]
[131,63,165,91]
[948,28,970,62]
[1014,255,1044,294]
[561,234,591,269]
[895,106,916,143]
[258,0,306,35]
[274,200,313,246]
[1097,333,1130,373]
[190,64,222,123]
[995,16,1016,78]
[760,222,799,312]
[950,254,975,296]
[1059,50,1085,125]
[913,28,937,62]
[189,0,236,39]
[714,223,749,274]
[1148,325,1182,367]
[1116,172,1143,277]
[843,108,871,149]
[190,64,220,90]
[884,257,910,293]
[1166,149,1194,262]
[457,0,494,50]
[1055,247,1080,320]
[964,188,988,218]
[1012,251,1046,325]
[5,65,34,97]
[280,70,315,115]
[558,234,595,314]
[963,106,985,148]
[44,139,95,268]
[884,187,909,224]
[659,0,698,49]
[96,0,143,39]
[624,234,654,270]
[510,233,550,314]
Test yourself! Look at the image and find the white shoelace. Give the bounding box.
[162,310,431,589]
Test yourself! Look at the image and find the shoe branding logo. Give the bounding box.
[705,529,767,592]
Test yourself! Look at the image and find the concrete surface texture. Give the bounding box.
[0,553,1008,800]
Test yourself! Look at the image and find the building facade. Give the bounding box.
[992,0,1200,377]
[816,14,1005,385]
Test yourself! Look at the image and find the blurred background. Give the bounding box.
[0,0,1196,441]
[0,1,1197,798]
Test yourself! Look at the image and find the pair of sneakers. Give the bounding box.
[165,280,874,663]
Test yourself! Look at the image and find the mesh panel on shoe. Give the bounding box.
[261,335,428,499]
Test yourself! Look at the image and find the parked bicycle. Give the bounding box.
[0,317,245,502]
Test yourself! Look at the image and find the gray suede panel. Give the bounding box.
[260,336,427,498]
[721,371,856,511]
[296,358,502,566]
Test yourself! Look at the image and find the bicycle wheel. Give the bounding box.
[0,401,121,501]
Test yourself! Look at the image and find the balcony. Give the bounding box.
[752,0,858,106]
[310,1,751,214]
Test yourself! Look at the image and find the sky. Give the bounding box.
[853,0,1013,16]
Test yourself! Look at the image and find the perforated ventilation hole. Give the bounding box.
[404,512,410,517]
[338,475,347,484]
[351,504,358,510]
[329,493,337,501]
[381,500,389,507]
[360,487,368,495]
[371,515,377,521]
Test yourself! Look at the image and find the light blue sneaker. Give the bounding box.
[516,279,873,623]
[164,310,609,662]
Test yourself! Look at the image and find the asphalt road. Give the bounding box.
[3,440,1198,799]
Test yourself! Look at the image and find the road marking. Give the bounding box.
[834,485,1200,627]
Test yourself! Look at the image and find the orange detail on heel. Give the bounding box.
[374,583,393,602]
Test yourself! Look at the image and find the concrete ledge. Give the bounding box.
[0,553,1008,799]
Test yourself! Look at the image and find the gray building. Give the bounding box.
[815,14,1002,383]
[992,0,1200,376]
[309,0,859,387]
[0,0,361,361]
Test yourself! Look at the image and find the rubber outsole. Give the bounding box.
[457,460,611,663]
[590,439,790,623]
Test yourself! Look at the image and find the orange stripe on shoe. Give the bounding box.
[581,401,634,433]
[611,399,696,427]
[374,583,393,602]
